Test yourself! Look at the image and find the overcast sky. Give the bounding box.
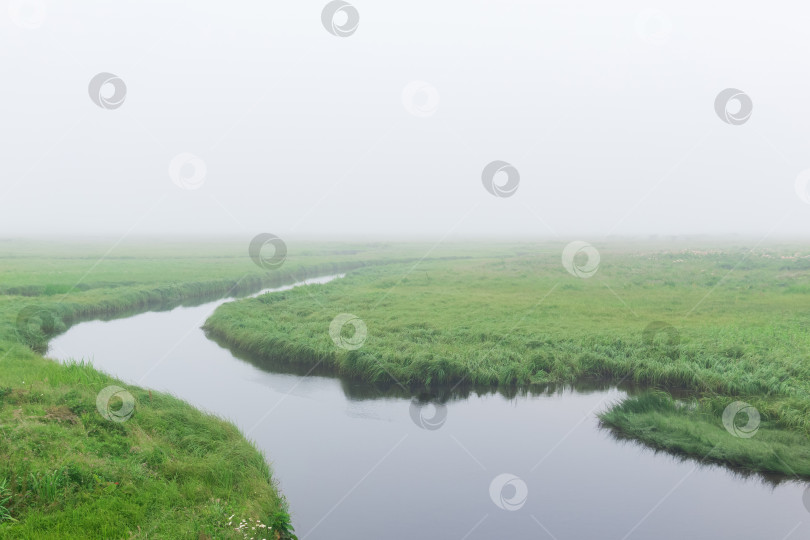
[2,0,810,241]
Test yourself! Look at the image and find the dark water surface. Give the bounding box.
[48,276,810,539]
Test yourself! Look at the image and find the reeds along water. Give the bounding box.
[10,259,386,353]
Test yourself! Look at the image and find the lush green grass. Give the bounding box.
[203,243,810,478]
[0,352,288,538]
[599,392,810,479]
[5,238,810,536]
[0,239,484,537]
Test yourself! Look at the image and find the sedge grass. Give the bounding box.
[204,243,810,478]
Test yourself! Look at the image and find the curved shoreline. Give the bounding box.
[201,261,810,481]
[205,312,810,481]
[0,262,405,537]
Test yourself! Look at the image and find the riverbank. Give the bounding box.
[0,239,466,537]
[4,239,810,536]
[203,245,810,479]
[0,348,291,538]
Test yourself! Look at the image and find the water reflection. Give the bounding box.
[47,274,810,540]
[208,329,651,402]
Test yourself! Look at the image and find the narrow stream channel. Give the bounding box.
[48,275,810,539]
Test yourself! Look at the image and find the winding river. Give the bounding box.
[48,275,809,539]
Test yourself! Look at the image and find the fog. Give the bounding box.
[2,0,810,241]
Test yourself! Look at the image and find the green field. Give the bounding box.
[203,242,810,478]
[0,239,448,538]
[3,238,810,536]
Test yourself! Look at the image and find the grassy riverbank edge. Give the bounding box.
[598,392,810,480]
[0,258,404,538]
[202,256,810,481]
[204,314,810,480]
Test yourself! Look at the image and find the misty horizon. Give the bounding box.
[3,1,810,241]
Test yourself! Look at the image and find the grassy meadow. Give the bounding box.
[204,242,810,478]
[0,239,456,538]
[3,237,810,537]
